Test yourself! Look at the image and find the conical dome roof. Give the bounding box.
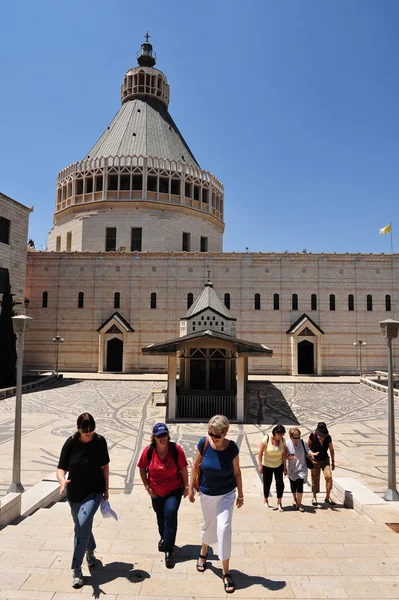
[85,96,199,166]
[84,36,199,167]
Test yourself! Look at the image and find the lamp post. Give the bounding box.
[8,315,33,493]
[353,340,366,377]
[380,319,399,502]
[52,335,64,375]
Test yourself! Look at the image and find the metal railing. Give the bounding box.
[177,394,236,419]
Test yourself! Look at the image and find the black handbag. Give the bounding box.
[301,440,314,470]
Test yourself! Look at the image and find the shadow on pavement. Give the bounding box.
[246,382,300,425]
[207,563,286,591]
[86,561,149,598]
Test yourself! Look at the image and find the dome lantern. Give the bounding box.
[137,32,156,68]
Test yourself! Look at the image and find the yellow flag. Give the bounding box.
[379,224,391,235]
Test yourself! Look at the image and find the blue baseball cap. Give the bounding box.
[153,422,169,437]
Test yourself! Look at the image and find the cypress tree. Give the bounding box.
[0,270,17,387]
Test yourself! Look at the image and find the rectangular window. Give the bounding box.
[66,231,72,252]
[132,174,143,191]
[147,175,157,192]
[76,179,84,195]
[182,232,191,252]
[0,217,10,245]
[193,185,200,200]
[120,174,130,190]
[185,182,192,198]
[202,189,209,204]
[85,177,93,193]
[95,175,103,192]
[108,175,118,190]
[200,236,208,252]
[105,227,117,252]
[131,227,142,251]
[171,179,180,195]
[56,235,61,251]
[159,177,169,193]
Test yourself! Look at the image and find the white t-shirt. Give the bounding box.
[286,438,310,480]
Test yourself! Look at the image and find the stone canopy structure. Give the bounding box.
[24,35,399,397]
[143,282,272,421]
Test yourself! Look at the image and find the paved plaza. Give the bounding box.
[1,379,399,598]
[1,379,398,497]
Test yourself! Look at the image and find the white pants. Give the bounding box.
[200,489,236,561]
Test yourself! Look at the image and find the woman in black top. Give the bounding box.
[308,422,335,506]
[56,413,110,589]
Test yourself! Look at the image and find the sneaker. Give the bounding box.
[325,497,336,506]
[72,567,83,588]
[86,550,98,567]
[312,499,318,507]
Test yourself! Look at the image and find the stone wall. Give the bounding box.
[48,203,223,253]
[0,193,32,306]
[24,251,399,374]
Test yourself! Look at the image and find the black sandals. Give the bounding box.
[196,553,208,572]
[223,573,235,594]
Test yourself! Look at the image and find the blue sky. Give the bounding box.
[1,0,398,253]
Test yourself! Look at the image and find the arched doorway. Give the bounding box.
[298,339,314,374]
[106,337,123,372]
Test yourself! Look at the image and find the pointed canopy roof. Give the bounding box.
[182,282,236,321]
[286,313,324,335]
[142,329,272,356]
[97,312,134,333]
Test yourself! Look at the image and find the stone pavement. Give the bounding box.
[1,379,398,498]
[1,379,399,598]
[2,447,399,599]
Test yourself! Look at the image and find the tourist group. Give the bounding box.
[56,412,335,593]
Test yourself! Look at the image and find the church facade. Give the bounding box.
[24,38,398,376]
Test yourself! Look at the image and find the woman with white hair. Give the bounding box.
[188,414,243,594]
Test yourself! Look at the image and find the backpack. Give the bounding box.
[146,441,179,472]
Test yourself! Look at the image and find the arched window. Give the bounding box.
[329,294,335,311]
[78,292,84,308]
[311,294,317,311]
[292,293,298,311]
[224,293,230,309]
[348,294,354,311]
[386,294,392,312]
[273,293,280,310]
[151,292,157,309]
[187,293,193,309]
[114,292,120,309]
[42,291,48,308]
[367,294,373,311]
[254,293,261,310]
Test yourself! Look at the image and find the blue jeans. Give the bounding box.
[69,493,103,569]
[151,488,183,552]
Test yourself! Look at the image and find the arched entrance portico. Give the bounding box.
[287,314,324,376]
[97,311,134,373]
[106,337,123,372]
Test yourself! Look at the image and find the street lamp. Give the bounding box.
[52,335,64,375]
[380,319,399,502]
[353,340,366,377]
[8,315,33,493]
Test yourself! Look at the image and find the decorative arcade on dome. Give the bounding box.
[48,35,224,254]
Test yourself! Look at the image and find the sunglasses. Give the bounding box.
[156,433,168,438]
[208,431,222,439]
[81,427,95,434]
[292,436,300,440]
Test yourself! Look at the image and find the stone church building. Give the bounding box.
[24,37,398,379]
